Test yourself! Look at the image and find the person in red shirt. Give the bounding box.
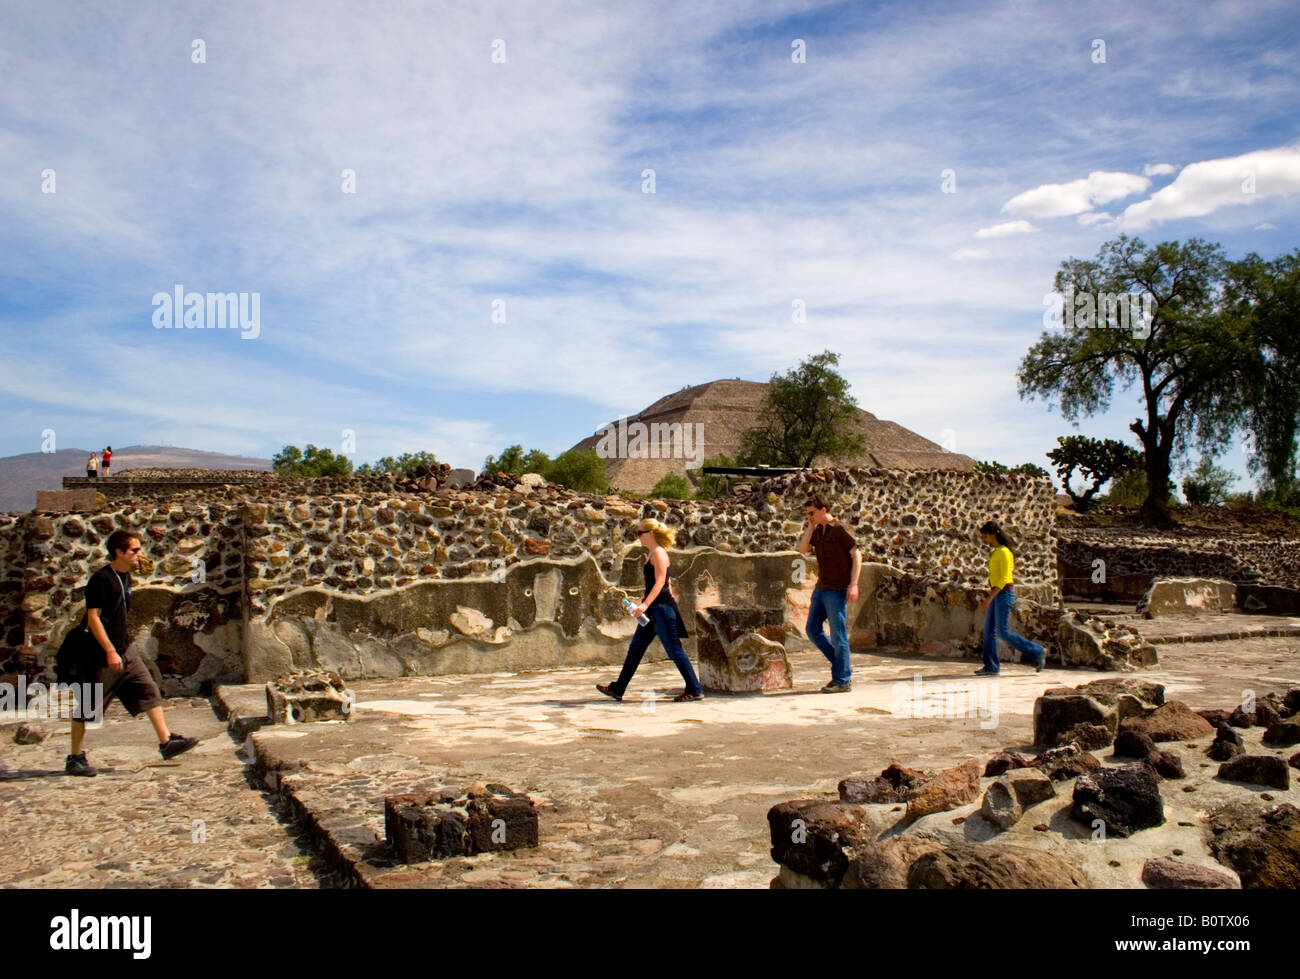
[101,445,112,478]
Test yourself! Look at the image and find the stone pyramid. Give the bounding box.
[568,379,974,495]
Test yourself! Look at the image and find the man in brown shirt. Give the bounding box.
[796,496,861,692]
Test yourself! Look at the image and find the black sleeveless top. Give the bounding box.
[642,558,689,637]
[643,560,672,606]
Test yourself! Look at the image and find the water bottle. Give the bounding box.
[622,598,651,627]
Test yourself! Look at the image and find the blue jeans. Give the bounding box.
[981,588,1044,672]
[807,588,851,686]
[612,603,702,697]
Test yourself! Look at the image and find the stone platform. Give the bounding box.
[3,623,1297,888]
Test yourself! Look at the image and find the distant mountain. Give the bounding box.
[0,445,272,512]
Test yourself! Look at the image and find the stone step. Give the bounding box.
[212,683,272,740]
[1096,613,1300,645]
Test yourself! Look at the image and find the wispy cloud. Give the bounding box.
[975,221,1035,239]
[1,0,1298,480]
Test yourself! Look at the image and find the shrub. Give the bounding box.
[690,455,737,500]
[546,449,608,493]
[272,444,353,477]
[356,450,439,476]
[650,473,692,499]
[1181,458,1236,506]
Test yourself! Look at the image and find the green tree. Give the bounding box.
[546,449,608,493]
[1181,457,1236,506]
[690,454,738,500]
[1018,235,1249,525]
[974,460,1050,478]
[482,445,552,476]
[272,444,353,476]
[1045,435,1143,511]
[1224,251,1300,500]
[357,450,439,476]
[738,350,866,468]
[649,473,692,499]
[1103,468,1149,507]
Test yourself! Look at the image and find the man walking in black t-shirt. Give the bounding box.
[796,496,862,692]
[66,530,199,776]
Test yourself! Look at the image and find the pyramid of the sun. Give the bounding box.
[568,379,975,495]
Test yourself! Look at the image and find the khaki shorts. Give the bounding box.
[73,654,163,722]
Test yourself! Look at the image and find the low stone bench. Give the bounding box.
[1139,577,1237,617]
[385,784,539,862]
[266,670,352,723]
[695,606,792,693]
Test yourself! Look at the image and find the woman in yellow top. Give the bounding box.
[976,520,1045,676]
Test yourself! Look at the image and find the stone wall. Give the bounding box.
[11,504,245,695]
[1056,528,1300,602]
[0,514,25,674]
[6,468,1058,688]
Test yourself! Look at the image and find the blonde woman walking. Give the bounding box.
[597,518,704,702]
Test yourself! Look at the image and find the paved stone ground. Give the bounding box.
[1103,611,1300,643]
[4,616,1298,889]
[231,627,1299,888]
[0,699,329,888]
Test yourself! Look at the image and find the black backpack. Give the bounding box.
[54,577,124,685]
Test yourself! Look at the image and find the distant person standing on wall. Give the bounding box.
[597,518,704,703]
[797,496,861,693]
[101,445,112,477]
[976,520,1045,676]
[66,529,200,776]
[86,452,98,479]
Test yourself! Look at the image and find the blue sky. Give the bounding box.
[2,0,1298,489]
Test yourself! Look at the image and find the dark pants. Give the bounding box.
[612,604,702,697]
[981,588,1044,672]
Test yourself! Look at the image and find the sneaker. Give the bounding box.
[820,682,852,693]
[673,690,704,702]
[1035,651,1046,673]
[65,752,97,776]
[596,683,623,702]
[159,733,199,760]
[974,668,1000,677]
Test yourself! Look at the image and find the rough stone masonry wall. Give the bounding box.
[242,467,1058,681]
[0,514,25,672]
[10,504,245,696]
[1056,528,1300,602]
[7,468,1056,688]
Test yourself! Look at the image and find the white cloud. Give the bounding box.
[1255,221,1279,230]
[1119,145,1300,229]
[1143,163,1178,177]
[952,248,990,260]
[974,220,1035,238]
[1001,171,1150,219]
[1077,211,1116,227]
